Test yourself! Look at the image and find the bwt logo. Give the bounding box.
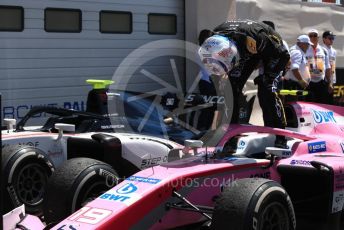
[239,140,245,146]
[311,109,336,124]
[237,140,246,150]
[99,183,138,203]
[116,183,137,194]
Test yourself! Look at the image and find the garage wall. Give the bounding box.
[0,0,185,119]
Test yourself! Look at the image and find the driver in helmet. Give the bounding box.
[198,20,290,148]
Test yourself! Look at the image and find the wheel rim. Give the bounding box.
[15,162,48,206]
[260,202,289,230]
[79,181,114,208]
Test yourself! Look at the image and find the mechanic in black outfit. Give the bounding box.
[198,20,290,148]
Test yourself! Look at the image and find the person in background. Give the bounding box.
[197,29,217,130]
[306,29,332,104]
[198,20,290,148]
[322,30,337,105]
[284,35,312,91]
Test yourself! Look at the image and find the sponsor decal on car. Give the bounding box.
[293,105,310,116]
[281,150,292,158]
[340,142,344,153]
[101,124,125,129]
[237,140,246,150]
[67,206,112,225]
[300,122,311,127]
[290,160,311,166]
[141,156,168,168]
[116,183,137,194]
[2,141,40,149]
[99,193,131,202]
[308,141,326,153]
[313,154,340,158]
[311,109,336,124]
[223,157,240,162]
[99,183,141,205]
[250,171,271,179]
[126,176,161,184]
[197,150,215,155]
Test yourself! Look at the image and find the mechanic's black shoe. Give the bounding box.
[275,136,289,149]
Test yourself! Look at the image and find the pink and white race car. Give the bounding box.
[1,80,188,216]
[4,101,344,230]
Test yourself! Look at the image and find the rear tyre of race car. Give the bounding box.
[211,178,296,230]
[43,157,119,225]
[1,145,55,215]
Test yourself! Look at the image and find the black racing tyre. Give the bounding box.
[43,157,119,224]
[1,144,55,215]
[211,178,296,230]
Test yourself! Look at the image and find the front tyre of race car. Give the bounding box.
[1,145,55,215]
[43,157,119,225]
[211,178,296,230]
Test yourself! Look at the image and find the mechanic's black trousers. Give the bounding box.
[230,75,286,129]
[257,76,286,129]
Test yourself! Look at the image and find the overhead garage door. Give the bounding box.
[0,0,185,120]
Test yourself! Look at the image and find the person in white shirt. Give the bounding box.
[306,29,331,104]
[284,35,312,91]
[322,30,337,104]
